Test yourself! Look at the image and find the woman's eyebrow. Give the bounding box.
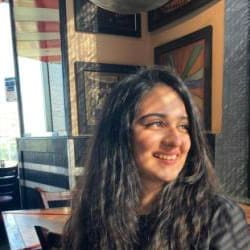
[137,113,189,122]
[137,113,166,122]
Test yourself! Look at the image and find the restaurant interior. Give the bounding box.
[0,0,249,249]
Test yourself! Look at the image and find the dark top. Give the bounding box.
[137,195,250,249]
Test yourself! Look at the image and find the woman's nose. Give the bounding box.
[161,128,182,148]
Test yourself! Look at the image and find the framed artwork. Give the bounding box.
[148,0,214,31]
[155,26,212,130]
[74,0,141,37]
[75,62,140,134]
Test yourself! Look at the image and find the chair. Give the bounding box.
[34,225,62,250]
[0,166,20,211]
[36,187,71,208]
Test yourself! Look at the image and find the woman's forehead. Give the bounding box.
[135,83,187,117]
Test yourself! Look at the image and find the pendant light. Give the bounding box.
[88,0,171,14]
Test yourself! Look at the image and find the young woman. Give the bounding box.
[62,67,250,249]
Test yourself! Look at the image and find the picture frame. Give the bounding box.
[154,26,212,130]
[74,0,141,37]
[148,0,214,31]
[75,62,140,134]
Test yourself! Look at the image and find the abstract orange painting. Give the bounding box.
[155,26,212,130]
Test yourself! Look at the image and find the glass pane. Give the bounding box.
[13,0,66,136]
[0,2,19,163]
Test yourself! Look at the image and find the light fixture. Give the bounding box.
[88,0,171,14]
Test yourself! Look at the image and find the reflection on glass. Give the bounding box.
[13,0,66,136]
[0,2,19,161]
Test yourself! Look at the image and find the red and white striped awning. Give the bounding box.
[13,0,61,63]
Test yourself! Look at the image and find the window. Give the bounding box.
[0,1,19,162]
[13,0,67,136]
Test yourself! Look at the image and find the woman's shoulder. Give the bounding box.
[210,194,243,213]
[208,194,250,249]
[209,194,247,228]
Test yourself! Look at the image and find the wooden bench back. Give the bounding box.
[36,188,72,209]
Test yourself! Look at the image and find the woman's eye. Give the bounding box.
[145,121,165,128]
[178,124,189,132]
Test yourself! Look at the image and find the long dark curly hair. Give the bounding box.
[62,66,218,250]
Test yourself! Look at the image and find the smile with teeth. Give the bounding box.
[153,153,178,160]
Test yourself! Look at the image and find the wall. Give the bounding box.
[66,1,152,135]
[18,137,70,208]
[215,0,250,200]
[66,1,224,135]
[150,0,224,134]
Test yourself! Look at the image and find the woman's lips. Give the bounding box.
[153,152,178,161]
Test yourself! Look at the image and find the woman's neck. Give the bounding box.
[138,180,163,215]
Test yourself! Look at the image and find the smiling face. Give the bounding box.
[132,83,191,192]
